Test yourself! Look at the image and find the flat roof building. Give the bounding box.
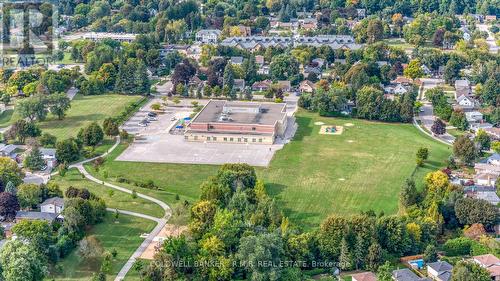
[185,100,287,144]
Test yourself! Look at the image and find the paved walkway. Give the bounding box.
[65,136,171,280]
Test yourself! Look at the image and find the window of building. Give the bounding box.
[252,127,256,131]
[194,136,198,140]
[230,138,234,142]
[184,136,188,140]
[244,138,248,142]
[206,137,211,141]
[252,138,256,142]
[209,125,214,129]
[259,139,262,143]
[237,138,242,142]
[213,137,217,141]
[223,137,227,141]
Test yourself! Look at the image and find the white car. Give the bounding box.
[138,122,148,127]
[170,116,177,121]
[148,116,158,121]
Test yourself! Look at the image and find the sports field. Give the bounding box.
[87,110,451,228]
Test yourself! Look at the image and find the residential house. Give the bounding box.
[391,76,413,85]
[233,79,246,91]
[474,191,500,205]
[276,80,291,92]
[220,35,362,51]
[252,80,272,92]
[356,8,366,19]
[0,144,17,158]
[474,173,498,187]
[351,271,376,281]
[312,58,325,69]
[15,211,60,223]
[487,154,500,166]
[230,56,244,66]
[236,25,251,36]
[427,261,453,281]
[159,44,190,58]
[485,15,497,22]
[485,127,500,140]
[298,18,318,30]
[40,197,64,214]
[475,162,500,176]
[40,148,57,169]
[195,29,221,44]
[465,111,483,123]
[456,95,475,109]
[257,65,270,75]
[303,66,322,79]
[421,64,432,76]
[470,122,493,132]
[392,268,432,281]
[299,80,316,93]
[473,254,500,281]
[455,79,472,98]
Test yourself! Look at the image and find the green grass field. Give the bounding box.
[49,213,156,281]
[86,110,451,229]
[0,94,142,140]
[51,168,165,218]
[38,94,142,139]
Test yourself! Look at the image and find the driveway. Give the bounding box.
[478,24,499,54]
[418,102,455,144]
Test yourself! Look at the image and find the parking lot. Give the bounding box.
[116,97,297,167]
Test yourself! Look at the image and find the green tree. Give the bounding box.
[455,198,498,229]
[12,220,53,252]
[0,157,24,186]
[416,147,429,166]
[56,138,80,163]
[47,93,71,120]
[0,240,48,281]
[17,183,41,209]
[404,59,424,79]
[223,63,234,89]
[453,135,476,165]
[377,261,393,281]
[451,261,491,281]
[39,133,57,147]
[339,237,353,270]
[102,118,119,137]
[449,110,469,131]
[423,244,438,263]
[23,147,45,171]
[81,122,104,147]
[399,178,418,209]
[474,129,491,152]
[17,95,48,122]
[270,54,300,81]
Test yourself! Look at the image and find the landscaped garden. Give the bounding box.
[48,213,155,281]
[86,110,452,229]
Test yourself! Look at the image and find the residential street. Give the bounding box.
[417,102,455,145]
[478,24,499,54]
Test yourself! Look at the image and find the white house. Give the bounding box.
[465,111,483,123]
[394,84,409,95]
[195,29,221,44]
[40,148,57,169]
[487,154,500,166]
[40,197,64,214]
[456,95,474,108]
[475,173,498,186]
[427,261,453,281]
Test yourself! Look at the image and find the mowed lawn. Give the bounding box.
[258,110,451,228]
[51,169,165,218]
[87,110,451,229]
[49,213,156,281]
[38,94,142,139]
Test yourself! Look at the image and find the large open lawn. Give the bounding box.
[51,168,165,218]
[87,110,451,229]
[0,94,143,139]
[49,213,156,280]
[39,94,143,139]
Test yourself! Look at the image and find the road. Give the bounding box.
[415,79,455,145]
[478,24,499,54]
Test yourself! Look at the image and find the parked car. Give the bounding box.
[148,116,158,121]
[138,121,148,127]
[170,116,177,121]
[148,112,157,117]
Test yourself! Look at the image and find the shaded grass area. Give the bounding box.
[51,168,165,218]
[48,213,155,281]
[85,110,451,229]
[0,109,16,127]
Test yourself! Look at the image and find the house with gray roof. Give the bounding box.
[220,35,362,51]
[15,211,60,223]
[392,268,432,281]
[41,197,64,214]
[427,261,453,281]
[195,29,221,44]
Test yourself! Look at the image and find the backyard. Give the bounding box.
[48,213,156,281]
[0,94,144,139]
[87,110,452,229]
